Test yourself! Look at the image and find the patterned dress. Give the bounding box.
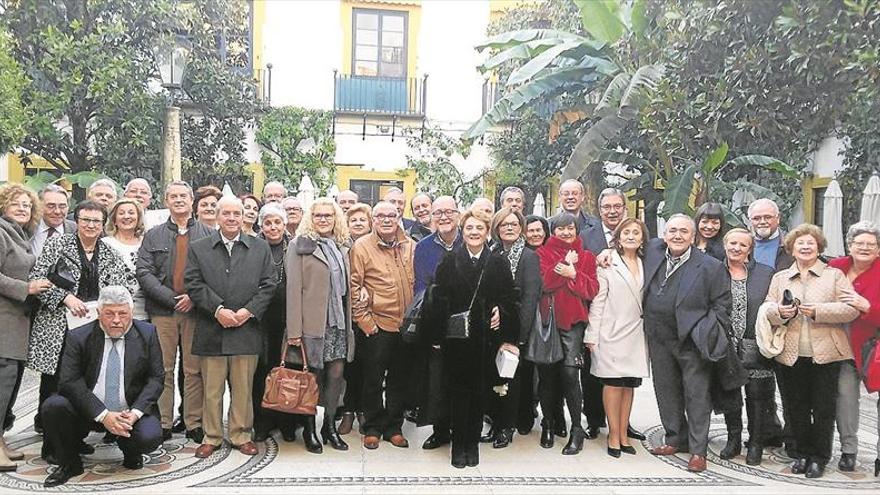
[731,278,773,379]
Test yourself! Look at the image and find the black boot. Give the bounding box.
[719,412,742,460]
[451,443,467,469]
[493,428,513,449]
[302,416,323,454]
[540,418,554,449]
[321,418,349,451]
[562,425,585,455]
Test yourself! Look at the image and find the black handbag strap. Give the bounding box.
[280,339,308,371]
[467,265,486,313]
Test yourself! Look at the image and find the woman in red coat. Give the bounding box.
[828,221,880,476]
[535,213,598,455]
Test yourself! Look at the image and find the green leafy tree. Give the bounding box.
[0,28,27,152]
[255,106,336,195]
[404,127,478,205]
[837,88,880,228]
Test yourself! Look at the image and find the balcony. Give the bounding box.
[334,72,427,117]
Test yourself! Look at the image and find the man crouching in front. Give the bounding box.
[41,286,164,487]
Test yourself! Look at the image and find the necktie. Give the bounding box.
[665,256,681,280]
[47,227,57,238]
[104,338,122,412]
[225,240,234,257]
[471,257,478,266]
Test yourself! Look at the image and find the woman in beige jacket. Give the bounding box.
[765,223,859,479]
[287,198,354,453]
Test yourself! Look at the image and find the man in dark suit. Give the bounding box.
[549,179,599,234]
[578,188,646,441]
[384,187,417,231]
[41,286,164,487]
[185,195,276,459]
[642,214,731,473]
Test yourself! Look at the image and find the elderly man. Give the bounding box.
[749,198,794,271]
[281,196,303,236]
[86,178,118,209]
[262,181,287,204]
[413,196,461,449]
[350,201,415,449]
[642,214,731,473]
[125,178,169,231]
[500,186,525,213]
[31,184,76,257]
[40,286,164,487]
[336,189,359,213]
[470,197,495,218]
[408,192,433,242]
[185,196,276,458]
[136,181,214,443]
[551,179,598,232]
[384,187,415,230]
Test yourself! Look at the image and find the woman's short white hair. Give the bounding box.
[98,286,134,309]
[846,221,880,246]
[258,202,288,225]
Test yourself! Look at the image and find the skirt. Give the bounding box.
[600,377,642,388]
[559,323,585,368]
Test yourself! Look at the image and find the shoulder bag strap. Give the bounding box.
[467,266,486,312]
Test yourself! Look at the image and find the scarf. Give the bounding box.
[317,237,347,331]
[504,237,525,277]
[76,235,101,301]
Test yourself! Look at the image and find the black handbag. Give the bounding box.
[446,268,485,340]
[48,256,76,291]
[524,296,563,364]
[401,289,425,344]
[739,337,769,370]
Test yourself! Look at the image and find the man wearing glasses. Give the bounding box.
[32,185,77,258]
[748,198,794,272]
[350,201,415,450]
[281,197,304,237]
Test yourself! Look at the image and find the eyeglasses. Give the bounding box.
[431,209,458,218]
[374,213,398,222]
[851,241,879,249]
[286,207,303,213]
[44,203,68,211]
[313,213,335,221]
[78,217,104,225]
[750,215,777,222]
[600,204,625,212]
[499,222,520,230]
[9,202,32,210]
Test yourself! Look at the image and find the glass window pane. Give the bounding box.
[382,31,404,47]
[356,29,378,45]
[355,61,378,76]
[383,15,404,32]
[356,12,378,30]
[356,45,377,62]
[381,46,403,64]
[380,61,405,78]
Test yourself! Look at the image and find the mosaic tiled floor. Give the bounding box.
[1,370,878,494]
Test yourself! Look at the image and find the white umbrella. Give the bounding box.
[532,193,545,217]
[860,173,880,223]
[297,173,315,210]
[328,184,340,199]
[221,181,235,197]
[822,179,845,257]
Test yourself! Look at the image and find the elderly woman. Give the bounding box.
[586,218,650,458]
[252,203,296,444]
[338,202,373,435]
[29,200,134,454]
[287,198,354,453]
[535,213,598,455]
[765,224,859,478]
[193,185,222,229]
[424,208,518,468]
[0,184,52,470]
[102,199,147,320]
[525,215,550,250]
[829,222,880,476]
[693,202,726,261]
[240,194,262,237]
[485,207,542,447]
[717,228,777,465]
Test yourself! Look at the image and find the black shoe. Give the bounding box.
[838,453,856,472]
[102,431,116,444]
[517,425,532,436]
[171,417,186,433]
[321,420,349,451]
[620,445,637,455]
[493,429,513,449]
[356,412,366,435]
[805,461,825,479]
[540,420,554,449]
[466,443,479,467]
[422,433,450,450]
[874,458,879,477]
[186,427,205,444]
[162,429,172,441]
[626,426,646,441]
[44,463,84,488]
[791,458,808,474]
[607,446,621,458]
[719,434,742,460]
[78,441,94,455]
[554,423,568,438]
[451,449,467,469]
[253,427,269,442]
[33,414,43,435]
[302,416,323,454]
[584,426,600,440]
[746,444,763,466]
[281,425,297,442]
[404,408,420,424]
[122,455,143,470]
[562,426,585,455]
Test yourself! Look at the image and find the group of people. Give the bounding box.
[0,175,877,486]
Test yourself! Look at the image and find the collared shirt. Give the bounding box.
[93,324,143,422]
[434,229,460,251]
[468,246,484,264]
[221,233,241,256]
[602,224,614,246]
[31,218,68,257]
[665,246,692,280]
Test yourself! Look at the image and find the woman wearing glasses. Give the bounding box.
[287,198,354,453]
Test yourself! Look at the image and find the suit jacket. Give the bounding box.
[549,210,598,235]
[643,238,732,360]
[58,320,164,419]
[402,217,417,231]
[185,231,276,356]
[580,223,610,255]
[0,216,37,361]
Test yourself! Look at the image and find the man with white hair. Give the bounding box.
[499,186,525,213]
[262,181,287,204]
[40,286,164,487]
[748,198,794,271]
[469,197,495,218]
[384,187,416,231]
[336,189,359,213]
[87,178,119,209]
[185,195,276,458]
[408,192,433,242]
[125,178,169,231]
[551,179,598,232]
[281,196,303,236]
[32,184,77,257]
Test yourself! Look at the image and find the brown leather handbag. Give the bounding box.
[261,340,319,415]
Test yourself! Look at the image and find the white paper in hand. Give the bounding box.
[496,348,519,378]
[65,300,100,329]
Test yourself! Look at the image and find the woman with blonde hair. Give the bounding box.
[102,198,147,320]
[287,198,354,453]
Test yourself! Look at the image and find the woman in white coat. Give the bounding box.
[586,218,650,458]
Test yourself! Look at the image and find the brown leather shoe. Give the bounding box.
[650,444,679,456]
[235,441,258,456]
[363,435,380,450]
[388,434,409,448]
[195,443,218,458]
[687,454,707,472]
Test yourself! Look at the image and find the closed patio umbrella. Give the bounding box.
[860,173,880,223]
[297,173,315,210]
[532,193,545,217]
[822,179,845,257]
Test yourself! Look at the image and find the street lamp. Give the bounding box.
[154,32,192,188]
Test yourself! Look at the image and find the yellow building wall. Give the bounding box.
[251,0,266,79]
[340,0,421,78]
[336,164,417,216]
[3,153,64,184]
[802,175,830,224]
